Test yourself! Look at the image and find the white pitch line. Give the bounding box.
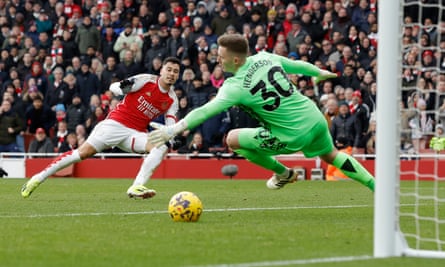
[0,204,372,218]
[186,255,373,267]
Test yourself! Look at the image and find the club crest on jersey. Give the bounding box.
[146,92,151,97]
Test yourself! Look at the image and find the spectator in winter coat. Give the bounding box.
[28,127,55,154]
[0,99,25,152]
[113,23,143,62]
[25,95,56,134]
[74,16,101,56]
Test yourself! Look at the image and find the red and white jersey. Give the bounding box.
[108,74,178,132]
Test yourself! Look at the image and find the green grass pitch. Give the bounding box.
[0,178,444,267]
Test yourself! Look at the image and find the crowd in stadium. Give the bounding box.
[0,0,444,156]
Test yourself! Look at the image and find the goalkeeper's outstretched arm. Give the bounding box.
[148,96,231,147]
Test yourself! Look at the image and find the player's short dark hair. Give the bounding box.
[217,34,249,55]
[162,57,181,67]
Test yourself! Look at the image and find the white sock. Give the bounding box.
[32,150,81,183]
[132,145,168,186]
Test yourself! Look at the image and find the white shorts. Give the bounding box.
[86,119,148,153]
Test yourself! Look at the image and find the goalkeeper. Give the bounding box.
[149,34,375,192]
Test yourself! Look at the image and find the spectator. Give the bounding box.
[177,131,209,155]
[339,64,361,89]
[65,94,89,133]
[100,56,124,92]
[75,123,87,146]
[24,61,48,96]
[36,31,52,52]
[349,90,370,150]
[101,25,119,62]
[76,60,101,105]
[321,10,335,41]
[233,1,251,32]
[203,24,217,48]
[287,19,307,54]
[189,16,205,44]
[166,25,187,60]
[332,7,352,37]
[113,22,143,63]
[330,101,357,150]
[188,74,211,110]
[22,85,44,110]
[117,50,143,77]
[351,0,371,32]
[59,132,78,153]
[85,106,106,134]
[177,96,191,120]
[2,85,26,118]
[300,11,324,44]
[409,97,434,151]
[344,25,361,54]
[335,45,355,73]
[52,120,69,152]
[75,16,101,56]
[200,93,230,148]
[25,95,55,134]
[324,98,339,130]
[209,65,224,89]
[16,52,33,80]
[0,99,24,152]
[179,68,195,95]
[194,1,212,26]
[143,34,167,72]
[147,56,163,75]
[45,67,71,110]
[211,5,236,36]
[61,30,79,68]
[28,127,55,153]
[252,34,270,54]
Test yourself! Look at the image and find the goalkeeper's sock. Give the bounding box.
[32,150,81,183]
[133,145,168,186]
[234,148,287,175]
[332,151,375,191]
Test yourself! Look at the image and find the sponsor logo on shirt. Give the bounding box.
[137,95,161,118]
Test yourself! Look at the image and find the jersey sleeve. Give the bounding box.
[274,53,321,77]
[164,91,179,126]
[129,74,159,92]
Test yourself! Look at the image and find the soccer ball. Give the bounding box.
[168,191,203,222]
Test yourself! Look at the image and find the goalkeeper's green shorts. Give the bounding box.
[237,119,335,158]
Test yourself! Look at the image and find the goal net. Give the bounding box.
[374,0,445,258]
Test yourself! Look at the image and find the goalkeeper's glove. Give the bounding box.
[148,121,188,148]
[313,69,337,84]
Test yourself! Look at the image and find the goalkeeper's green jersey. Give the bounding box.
[183,51,329,149]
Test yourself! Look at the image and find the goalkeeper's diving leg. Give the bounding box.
[319,150,375,191]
